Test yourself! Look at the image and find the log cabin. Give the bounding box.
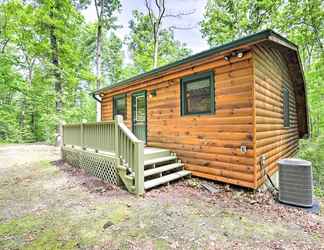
[89,29,308,191]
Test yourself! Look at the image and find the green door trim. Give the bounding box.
[132,90,147,143]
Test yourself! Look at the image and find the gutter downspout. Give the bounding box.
[92,93,102,122]
[92,93,102,103]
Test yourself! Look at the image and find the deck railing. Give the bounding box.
[62,115,144,195]
[63,121,115,152]
[115,116,144,194]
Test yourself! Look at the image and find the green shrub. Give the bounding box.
[298,134,324,197]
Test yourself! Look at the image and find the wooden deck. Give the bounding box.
[62,118,190,195]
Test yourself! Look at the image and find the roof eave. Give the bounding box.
[91,29,298,95]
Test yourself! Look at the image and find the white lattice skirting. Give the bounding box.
[62,147,122,186]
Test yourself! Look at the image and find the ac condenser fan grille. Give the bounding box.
[278,158,313,208]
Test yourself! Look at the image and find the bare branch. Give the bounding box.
[0,39,9,53]
[161,0,166,18]
[169,25,195,30]
[155,0,161,11]
[164,9,196,18]
[94,0,100,20]
[156,0,166,31]
[145,0,155,27]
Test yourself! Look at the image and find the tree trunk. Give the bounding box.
[95,22,102,122]
[95,23,102,90]
[153,35,159,68]
[49,8,63,146]
[27,61,36,139]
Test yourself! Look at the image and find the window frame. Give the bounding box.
[180,70,215,116]
[113,94,127,120]
[283,86,290,128]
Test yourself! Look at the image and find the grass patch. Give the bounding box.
[0,215,47,249]
[0,215,44,237]
[24,229,78,250]
[107,204,130,224]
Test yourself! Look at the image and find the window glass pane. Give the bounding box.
[185,78,211,113]
[135,95,145,122]
[114,96,126,119]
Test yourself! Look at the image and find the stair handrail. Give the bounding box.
[62,116,144,195]
[114,115,144,195]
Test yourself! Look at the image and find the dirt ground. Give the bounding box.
[0,144,323,250]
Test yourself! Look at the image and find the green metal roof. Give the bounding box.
[91,29,298,95]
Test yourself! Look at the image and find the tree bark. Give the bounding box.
[49,7,63,146]
[145,0,165,69]
[95,22,102,121]
[94,0,103,122]
[153,34,159,68]
[27,59,36,138]
[95,23,102,90]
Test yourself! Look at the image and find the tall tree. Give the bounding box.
[145,0,165,68]
[101,32,123,85]
[49,2,63,145]
[127,10,191,73]
[80,23,124,86]
[144,0,194,68]
[0,0,96,143]
[93,0,120,88]
[93,0,120,121]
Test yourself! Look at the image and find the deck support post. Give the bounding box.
[80,123,84,150]
[114,115,123,162]
[134,140,144,195]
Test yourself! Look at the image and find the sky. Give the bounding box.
[82,0,209,58]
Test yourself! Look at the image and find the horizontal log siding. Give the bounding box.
[253,44,299,187]
[101,52,255,188]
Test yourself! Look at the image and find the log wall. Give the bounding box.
[253,44,299,186]
[100,43,302,189]
[101,51,256,188]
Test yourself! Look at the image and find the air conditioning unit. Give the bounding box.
[278,158,313,207]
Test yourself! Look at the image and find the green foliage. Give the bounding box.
[127,10,192,73]
[0,0,192,144]
[200,0,281,46]
[0,0,97,143]
[298,135,324,196]
[102,32,124,85]
[95,0,121,29]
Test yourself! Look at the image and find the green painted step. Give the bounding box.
[144,170,191,190]
[144,148,171,161]
[144,156,177,166]
[144,163,184,177]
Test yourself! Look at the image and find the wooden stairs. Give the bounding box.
[143,147,191,190]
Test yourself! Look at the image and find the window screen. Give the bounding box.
[181,71,215,115]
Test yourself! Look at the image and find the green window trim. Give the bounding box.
[180,70,215,116]
[113,94,127,120]
[283,87,290,128]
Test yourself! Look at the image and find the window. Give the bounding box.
[113,94,127,119]
[283,87,290,128]
[181,71,215,115]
